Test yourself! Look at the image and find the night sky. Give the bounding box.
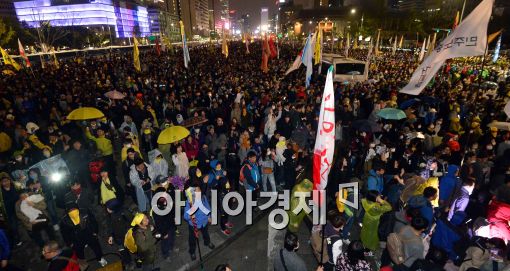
[230,0,279,27]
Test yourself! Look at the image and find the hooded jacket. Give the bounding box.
[367,169,384,194]
[439,164,460,206]
[150,149,168,180]
[431,211,467,261]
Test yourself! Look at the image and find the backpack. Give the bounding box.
[124,227,137,254]
[378,211,401,242]
[238,164,252,186]
[387,231,407,265]
[310,226,342,264]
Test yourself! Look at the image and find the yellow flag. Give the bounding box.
[353,35,358,49]
[133,37,141,72]
[0,47,21,71]
[398,35,404,48]
[453,11,460,29]
[222,29,228,58]
[488,29,503,44]
[314,29,322,65]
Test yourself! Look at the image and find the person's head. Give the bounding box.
[42,241,61,260]
[0,175,11,189]
[366,190,380,203]
[327,210,346,230]
[100,168,109,179]
[423,186,438,201]
[283,231,299,252]
[466,151,477,163]
[127,148,136,160]
[247,151,257,164]
[425,247,448,266]
[97,127,105,137]
[176,144,183,153]
[462,179,475,195]
[346,240,366,265]
[70,181,81,194]
[134,158,145,171]
[374,164,385,175]
[214,264,232,271]
[72,140,81,150]
[28,168,40,180]
[410,216,429,233]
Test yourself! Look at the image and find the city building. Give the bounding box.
[0,0,16,19]
[147,0,180,40]
[260,7,268,32]
[180,0,210,38]
[13,0,152,38]
[239,13,251,33]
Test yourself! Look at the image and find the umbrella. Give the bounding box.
[104,90,126,100]
[487,121,510,131]
[352,119,381,133]
[377,108,407,120]
[157,126,190,144]
[399,98,419,109]
[66,107,104,120]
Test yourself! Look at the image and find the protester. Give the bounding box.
[273,231,307,271]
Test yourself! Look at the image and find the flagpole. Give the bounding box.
[460,0,467,22]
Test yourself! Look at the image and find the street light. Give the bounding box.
[351,8,356,14]
[309,21,312,24]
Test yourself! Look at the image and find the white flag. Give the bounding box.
[419,38,426,62]
[364,40,373,81]
[301,33,315,87]
[285,52,303,75]
[392,35,397,55]
[344,33,350,57]
[313,65,335,191]
[505,101,510,118]
[400,0,494,95]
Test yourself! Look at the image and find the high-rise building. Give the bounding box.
[260,7,268,32]
[180,0,210,37]
[239,13,251,33]
[0,0,16,19]
[397,0,425,11]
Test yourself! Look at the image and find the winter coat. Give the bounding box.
[129,163,156,212]
[431,212,466,261]
[448,186,470,220]
[360,198,392,251]
[367,169,384,194]
[459,245,491,271]
[242,161,260,191]
[439,164,460,207]
[183,138,199,160]
[150,149,169,180]
[105,210,131,245]
[486,200,510,243]
[172,152,189,179]
[60,208,99,246]
[407,195,434,226]
[184,191,211,229]
[133,226,156,263]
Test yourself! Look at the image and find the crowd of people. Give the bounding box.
[0,38,509,271]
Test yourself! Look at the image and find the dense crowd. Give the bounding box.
[0,40,509,271]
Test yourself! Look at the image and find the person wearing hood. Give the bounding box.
[172,144,190,179]
[448,179,475,220]
[407,187,437,228]
[184,170,215,261]
[129,158,156,212]
[131,213,157,270]
[119,115,138,137]
[150,149,168,181]
[431,211,468,262]
[439,164,461,210]
[360,190,392,251]
[367,164,385,194]
[60,203,107,267]
[207,160,233,236]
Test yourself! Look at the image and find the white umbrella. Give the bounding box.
[104,90,126,100]
[487,121,510,131]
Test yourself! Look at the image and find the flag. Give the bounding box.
[18,39,31,68]
[285,51,302,75]
[419,38,426,62]
[400,0,494,95]
[269,35,277,59]
[492,33,502,63]
[0,47,21,71]
[221,29,228,58]
[353,36,358,49]
[453,11,460,29]
[392,35,397,55]
[398,35,404,48]
[313,65,335,191]
[180,21,190,69]
[488,29,503,44]
[51,49,59,68]
[344,32,350,57]
[364,40,373,80]
[244,34,250,54]
[424,35,430,54]
[155,38,161,56]
[302,33,315,87]
[261,35,270,73]
[429,32,437,55]
[133,37,141,72]
[314,29,322,65]
[375,29,381,55]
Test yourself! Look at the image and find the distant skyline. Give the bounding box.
[230,0,277,28]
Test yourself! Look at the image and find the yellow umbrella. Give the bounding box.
[157,126,190,145]
[66,107,105,120]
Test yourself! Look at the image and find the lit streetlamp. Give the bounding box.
[351,8,356,14]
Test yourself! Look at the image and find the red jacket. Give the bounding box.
[487,200,510,243]
[183,139,199,160]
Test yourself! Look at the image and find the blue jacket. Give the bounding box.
[367,169,384,193]
[0,229,10,260]
[439,165,460,204]
[242,161,260,191]
[208,160,227,188]
[431,212,466,261]
[184,192,211,229]
[407,195,434,226]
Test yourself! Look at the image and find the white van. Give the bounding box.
[320,54,368,83]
